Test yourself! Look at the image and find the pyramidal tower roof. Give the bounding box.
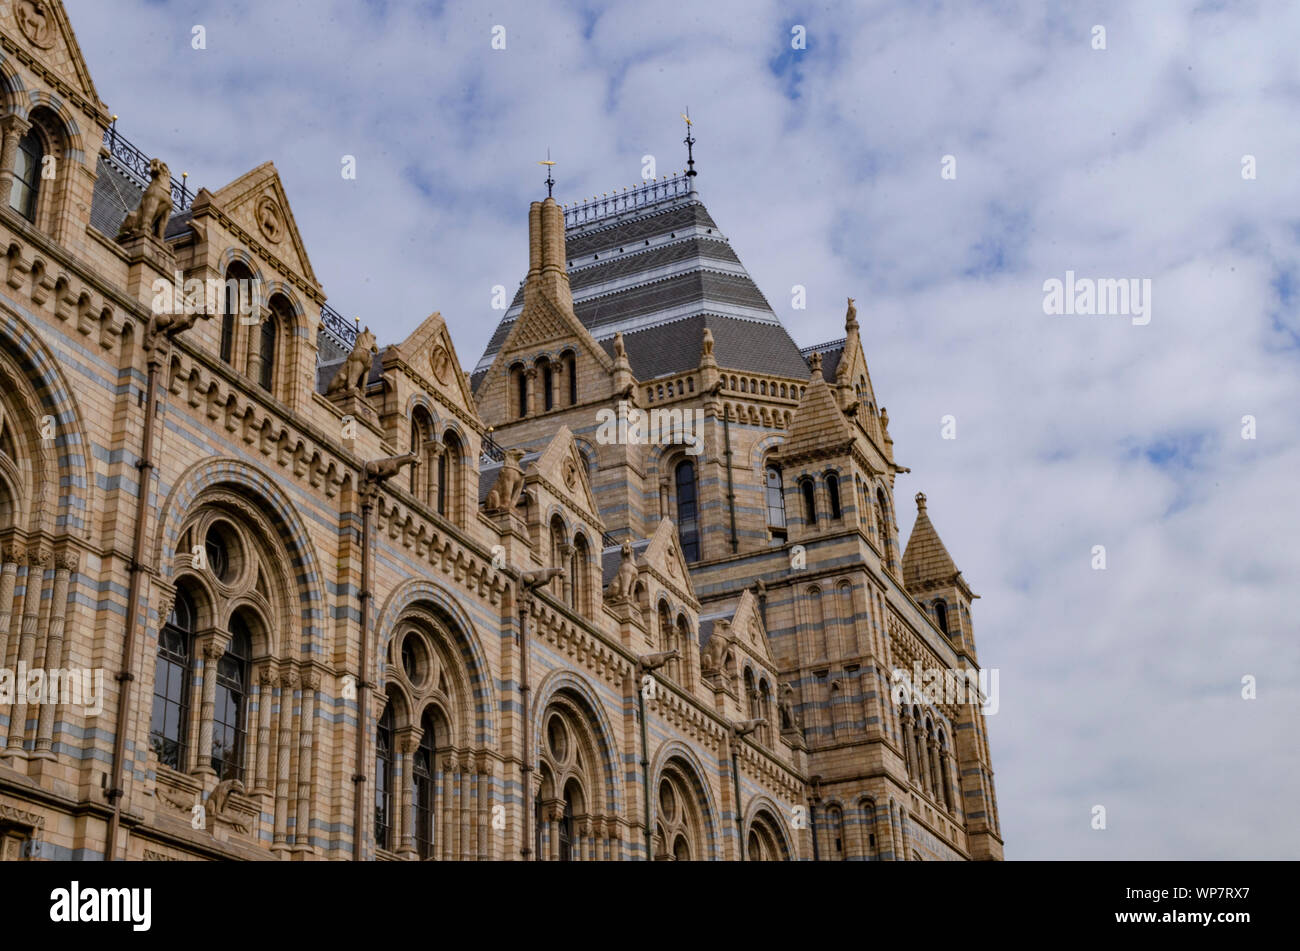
[472,172,811,388]
[903,492,972,595]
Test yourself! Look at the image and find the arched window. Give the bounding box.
[439,431,463,523]
[565,351,577,404]
[541,359,554,412]
[375,704,395,850]
[511,364,528,418]
[674,460,699,562]
[258,308,278,392]
[9,128,43,222]
[826,473,842,520]
[558,783,576,861]
[765,465,786,533]
[221,262,255,365]
[571,534,590,615]
[414,711,437,859]
[212,613,252,780]
[801,479,817,526]
[826,804,845,860]
[875,488,890,556]
[150,589,194,771]
[410,407,434,501]
[935,600,949,635]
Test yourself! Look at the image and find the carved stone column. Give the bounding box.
[253,664,275,795]
[524,367,538,416]
[898,707,914,780]
[546,799,562,862]
[441,752,457,861]
[940,748,956,814]
[913,724,930,793]
[423,439,442,506]
[34,551,76,755]
[6,547,50,756]
[0,114,32,200]
[475,755,490,861]
[459,765,472,860]
[395,727,420,858]
[0,544,23,687]
[294,670,318,852]
[927,736,943,803]
[272,669,296,853]
[193,630,230,777]
[559,542,574,607]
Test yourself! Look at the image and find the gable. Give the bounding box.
[396,311,477,419]
[641,517,697,604]
[531,424,602,525]
[210,162,319,288]
[1,0,103,109]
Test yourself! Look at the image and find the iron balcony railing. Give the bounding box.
[102,122,191,212]
[562,172,692,228]
[319,302,359,351]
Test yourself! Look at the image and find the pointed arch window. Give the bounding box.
[375,705,395,850]
[934,599,949,635]
[9,128,42,222]
[212,614,251,781]
[674,460,699,562]
[221,263,255,365]
[150,589,194,771]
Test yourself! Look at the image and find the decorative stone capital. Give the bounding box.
[280,668,300,690]
[2,542,23,567]
[199,632,231,661]
[27,547,51,568]
[257,663,277,687]
[396,727,422,756]
[56,550,80,573]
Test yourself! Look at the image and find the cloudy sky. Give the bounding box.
[65,0,1300,859]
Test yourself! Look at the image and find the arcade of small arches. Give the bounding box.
[509,349,578,419]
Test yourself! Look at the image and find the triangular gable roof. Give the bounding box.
[903,492,972,596]
[396,311,477,417]
[529,424,602,527]
[209,161,319,287]
[780,355,854,460]
[703,588,775,669]
[641,517,697,604]
[4,0,103,108]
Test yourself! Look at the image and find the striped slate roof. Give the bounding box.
[472,186,809,387]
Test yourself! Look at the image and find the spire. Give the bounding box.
[845,296,858,333]
[538,149,556,198]
[682,109,697,180]
[902,491,971,595]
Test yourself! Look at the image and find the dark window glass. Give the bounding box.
[935,600,950,635]
[205,531,228,582]
[827,474,842,519]
[674,460,699,561]
[765,466,786,529]
[375,705,394,849]
[10,129,42,221]
[802,480,817,525]
[673,835,690,861]
[516,368,527,417]
[437,451,447,516]
[558,789,574,861]
[565,353,577,404]
[150,591,194,771]
[212,616,250,781]
[414,714,436,859]
[259,314,277,391]
[401,637,418,681]
[543,363,554,411]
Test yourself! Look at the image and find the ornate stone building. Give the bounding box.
[0,0,1001,861]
